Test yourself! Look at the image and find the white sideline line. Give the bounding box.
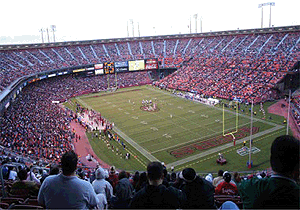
[150,121,253,153]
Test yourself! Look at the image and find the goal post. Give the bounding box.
[222,102,239,139]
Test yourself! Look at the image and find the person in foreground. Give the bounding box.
[129,161,186,209]
[238,135,300,209]
[38,150,98,209]
[179,167,216,209]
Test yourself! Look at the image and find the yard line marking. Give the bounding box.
[150,121,259,153]
[166,126,284,169]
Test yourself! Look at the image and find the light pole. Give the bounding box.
[127,21,129,37]
[46,28,50,43]
[39,28,45,43]
[200,16,203,33]
[130,19,134,37]
[194,14,198,33]
[50,25,56,42]
[258,2,275,28]
[189,16,192,33]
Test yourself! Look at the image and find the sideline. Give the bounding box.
[166,125,283,169]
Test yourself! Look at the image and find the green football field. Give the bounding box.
[66,85,288,173]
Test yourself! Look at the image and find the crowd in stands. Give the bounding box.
[0,135,298,209]
[154,32,299,104]
[0,71,151,165]
[291,89,300,130]
[1,31,299,98]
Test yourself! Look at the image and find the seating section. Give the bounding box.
[0,31,299,97]
[0,29,299,209]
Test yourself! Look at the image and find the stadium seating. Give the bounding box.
[0,30,299,98]
[0,28,299,209]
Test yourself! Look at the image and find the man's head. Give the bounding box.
[179,168,197,182]
[61,151,78,176]
[218,169,224,177]
[17,169,28,181]
[223,171,231,183]
[270,135,299,178]
[110,166,116,174]
[147,161,164,183]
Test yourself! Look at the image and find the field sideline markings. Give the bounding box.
[166,125,284,169]
[76,96,158,163]
[175,128,284,171]
[112,126,159,162]
[146,86,280,128]
[150,121,253,153]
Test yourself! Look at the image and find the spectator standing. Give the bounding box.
[92,167,113,207]
[108,166,119,192]
[179,168,216,209]
[238,135,300,209]
[130,161,186,209]
[38,151,98,209]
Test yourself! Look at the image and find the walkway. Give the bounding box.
[70,120,110,169]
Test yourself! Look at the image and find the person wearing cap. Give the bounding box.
[38,151,98,209]
[238,135,300,209]
[130,161,186,209]
[108,165,119,192]
[179,167,216,209]
[92,167,113,207]
[215,172,238,195]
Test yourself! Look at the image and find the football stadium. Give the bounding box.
[0,1,299,209]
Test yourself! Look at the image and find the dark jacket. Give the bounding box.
[130,184,186,209]
[179,176,216,209]
[111,178,134,209]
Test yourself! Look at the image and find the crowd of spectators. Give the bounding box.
[291,90,300,130]
[155,31,299,103]
[0,71,151,165]
[0,135,298,209]
[1,31,298,93]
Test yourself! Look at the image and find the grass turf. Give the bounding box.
[65,85,289,172]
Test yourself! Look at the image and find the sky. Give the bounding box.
[0,0,299,45]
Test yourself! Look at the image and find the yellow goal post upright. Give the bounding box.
[222,102,239,145]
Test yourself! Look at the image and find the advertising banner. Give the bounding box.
[145,58,158,70]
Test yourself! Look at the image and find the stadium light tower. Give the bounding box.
[189,16,192,33]
[46,28,50,43]
[194,14,198,33]
[39,28,45,43]
[127,21,129,37]
[50,25,56,42]
[138,22,140,37]
[200,16,203,33]
[130,19,134,37]
[258,2,275,28]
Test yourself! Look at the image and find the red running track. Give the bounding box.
[70,120,110,169]
[268,99,300,140]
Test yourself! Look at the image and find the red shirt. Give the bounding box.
[215,181,238,195]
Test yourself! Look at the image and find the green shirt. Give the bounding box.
[10,181,40,197]
[238,175,300,209]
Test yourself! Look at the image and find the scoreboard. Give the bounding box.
[104,62,115,74]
